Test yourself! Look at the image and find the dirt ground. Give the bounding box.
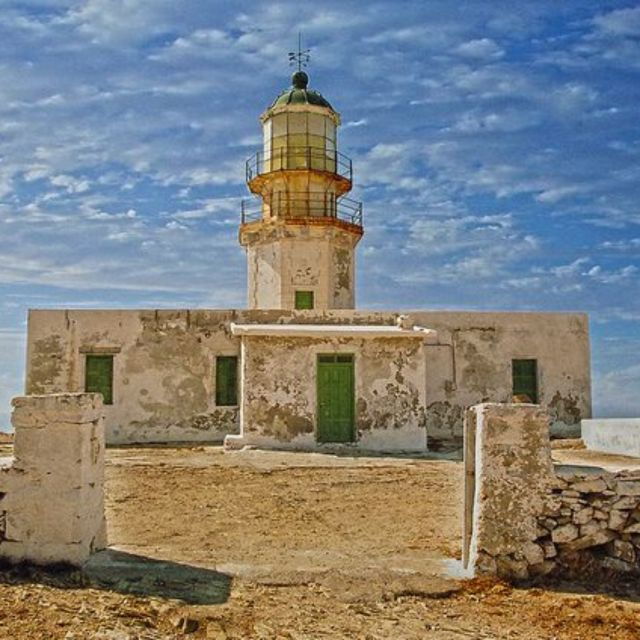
[1,444,640,639]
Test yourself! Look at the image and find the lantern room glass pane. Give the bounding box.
[288,112,307,134]
[271,135,286,170]
[271,113,287,138]
[308,114,325,137]
[326,121,336,144]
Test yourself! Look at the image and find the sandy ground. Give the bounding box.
[0,444,639,639]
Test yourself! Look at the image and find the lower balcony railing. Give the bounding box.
[241,192,363,227]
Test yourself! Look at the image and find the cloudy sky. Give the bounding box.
[1,0,640,428]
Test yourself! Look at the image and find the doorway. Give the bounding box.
[316,354,355,443]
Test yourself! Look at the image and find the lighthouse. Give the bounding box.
[240,69,363,310]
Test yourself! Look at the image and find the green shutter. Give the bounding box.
[512,359,538,403]
[295,290,314,310]
[85,355,114,405]
[216,356,238,406]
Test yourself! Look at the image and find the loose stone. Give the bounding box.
[552,523,579,544]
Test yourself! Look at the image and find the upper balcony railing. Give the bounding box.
[241,192,363,228]
[246,145,353,184]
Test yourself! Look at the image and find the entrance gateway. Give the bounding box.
[317,354,355,443]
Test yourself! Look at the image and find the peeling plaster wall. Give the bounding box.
[243,223,358,310]
[247,242,281,309]
[26,309,244,444]
[408,311,591,442]
[25,309,591,446]
[234,335,426,452]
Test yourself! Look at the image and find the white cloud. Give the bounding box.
[593,7,640,38]
[594,363,640,418]
[586,264,638,284]
[50,174,91,193]
[535,185,585,203]
[601,238,640,252]
[452,109,540,133]
[455,38,504,60]
[343,119,368,129]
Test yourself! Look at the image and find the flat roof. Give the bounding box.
[230,323,438,340]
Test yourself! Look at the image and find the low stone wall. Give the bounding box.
[464,403,640,581]
[0,394,107,566]
[582,418,640,458]
[532,469,640,577]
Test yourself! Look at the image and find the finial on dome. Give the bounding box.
[291,70,309,89]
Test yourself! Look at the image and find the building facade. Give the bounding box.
[24,71,592,451]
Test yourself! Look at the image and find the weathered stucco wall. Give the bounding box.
[411,311,591,441]
[465,403,640,582]
[229,334,426,452]
[25,308,591,446]
[0,393,106,566]
[26,309,245,444]
[582,418,640,458]
[242,223,358,310]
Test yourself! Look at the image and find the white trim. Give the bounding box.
[230,322,437,340]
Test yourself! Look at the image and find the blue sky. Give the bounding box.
[1,0,640,429]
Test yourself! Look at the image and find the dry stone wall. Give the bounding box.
[0,393,106,566]
[465,403,640,581]
[531,469,640,578]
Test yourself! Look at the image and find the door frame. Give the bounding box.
[316,353,356,443]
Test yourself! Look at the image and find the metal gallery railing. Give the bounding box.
[246,146,353,183]
[241,192,363,227]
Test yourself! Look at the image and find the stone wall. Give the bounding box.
[582,418,640,458]
[465,403,640,581]
[0,394,106,566]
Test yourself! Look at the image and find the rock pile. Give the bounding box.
[488,469,640,580]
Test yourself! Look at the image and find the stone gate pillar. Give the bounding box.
[0,393,107,566]
[463,403,555,579]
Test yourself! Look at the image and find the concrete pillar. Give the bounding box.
[0,393,106,566]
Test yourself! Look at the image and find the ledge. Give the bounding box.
[230,322,437,341]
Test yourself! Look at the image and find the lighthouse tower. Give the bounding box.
[240,69,363,310]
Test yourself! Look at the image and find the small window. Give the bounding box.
[85,355,114,405]
[295,290,314,310]
[216,356,238,406]
[512,359,538,403]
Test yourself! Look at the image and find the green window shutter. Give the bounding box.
[512,359,538,403]
[295,290,314,310]
[216,356,238,406]
[85,355,114,405]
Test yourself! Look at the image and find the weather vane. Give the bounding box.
[288,33,310,72]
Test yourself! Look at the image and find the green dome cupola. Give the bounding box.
[268,71,335,112]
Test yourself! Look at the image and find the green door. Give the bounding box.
[317,354,355,443]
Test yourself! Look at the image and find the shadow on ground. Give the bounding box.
[0,550,232,605]
[83,549,232,604]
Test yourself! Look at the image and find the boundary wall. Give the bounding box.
[582,418,640,458]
